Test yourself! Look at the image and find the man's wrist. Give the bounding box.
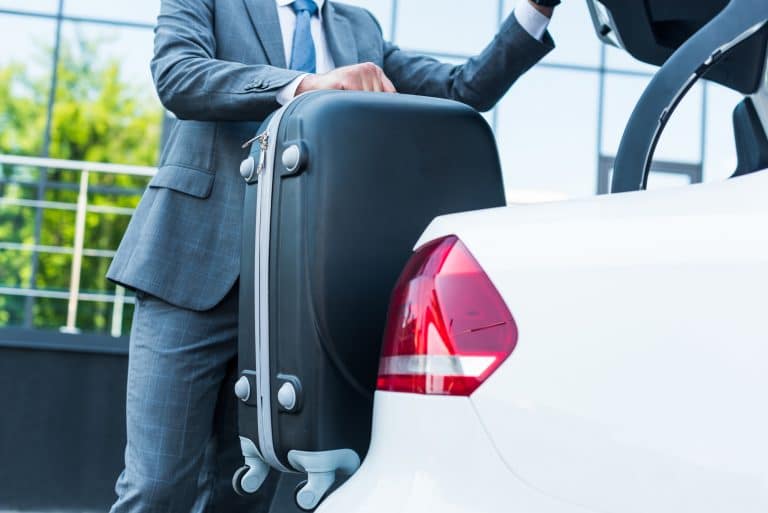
[295,74,317,96]
[516,0,553,41]
[276,74,310,105]
[528,0,555,18]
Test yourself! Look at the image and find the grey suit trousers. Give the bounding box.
[109,285,276,513]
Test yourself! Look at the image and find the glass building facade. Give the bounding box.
[0,0,745,338]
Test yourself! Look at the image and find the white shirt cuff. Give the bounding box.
[276,74,309,105]
[514,1,551,42]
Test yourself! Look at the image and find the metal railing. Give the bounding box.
[0,154,156,337]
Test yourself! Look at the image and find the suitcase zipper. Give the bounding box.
[251,105,291,473]
[250,92,314,473]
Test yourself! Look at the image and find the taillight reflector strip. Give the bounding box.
[379,355,497,378]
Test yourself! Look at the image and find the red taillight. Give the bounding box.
[377,235,517,396]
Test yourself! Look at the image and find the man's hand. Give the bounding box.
[528,0,555,18]
[296,62,397,95]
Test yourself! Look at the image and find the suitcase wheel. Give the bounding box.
[233,464,268,497]
[294,478,328,512]
[288,449,361,510]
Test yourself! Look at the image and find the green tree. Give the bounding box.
[0,35,163,333]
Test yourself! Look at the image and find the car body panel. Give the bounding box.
[318,392,593,513]
[413,171,768,512]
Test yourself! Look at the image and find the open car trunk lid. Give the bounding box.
[588,0,768,94]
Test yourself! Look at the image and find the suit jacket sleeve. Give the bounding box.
[379,13,555,112]
[152,0,304,121]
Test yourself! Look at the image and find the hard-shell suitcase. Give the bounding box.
[234,91,505,510]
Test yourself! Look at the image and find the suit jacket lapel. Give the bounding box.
[244,0,287,68]
[323,2,359,67]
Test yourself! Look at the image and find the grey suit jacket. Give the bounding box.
[107,0,554,311]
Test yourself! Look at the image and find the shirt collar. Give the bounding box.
[276,0,326,10]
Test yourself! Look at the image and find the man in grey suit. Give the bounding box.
[107,0,557,511]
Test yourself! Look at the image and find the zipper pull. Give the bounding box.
[242,134,259,149]
[242,130,270,149]
[255,132,269,175]
[240,131,270,183]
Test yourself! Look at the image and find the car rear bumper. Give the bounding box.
[318,391,589,513]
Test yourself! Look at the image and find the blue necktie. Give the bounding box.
[290,0,319,73]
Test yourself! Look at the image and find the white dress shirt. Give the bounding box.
[275,0,334,104]
[275,0,551,105]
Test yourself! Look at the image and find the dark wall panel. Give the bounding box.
[0,336,128,511]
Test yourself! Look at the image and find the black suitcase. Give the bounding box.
[233,91,505,510]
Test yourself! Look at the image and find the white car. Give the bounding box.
[320,2,768,512]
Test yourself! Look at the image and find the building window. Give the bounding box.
[0,0,744,341]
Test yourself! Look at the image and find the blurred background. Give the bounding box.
[0,1,745,511]
[0,0,743,339]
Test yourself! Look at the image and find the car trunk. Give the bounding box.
[589,0,768,94]
[588,0,768,192]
